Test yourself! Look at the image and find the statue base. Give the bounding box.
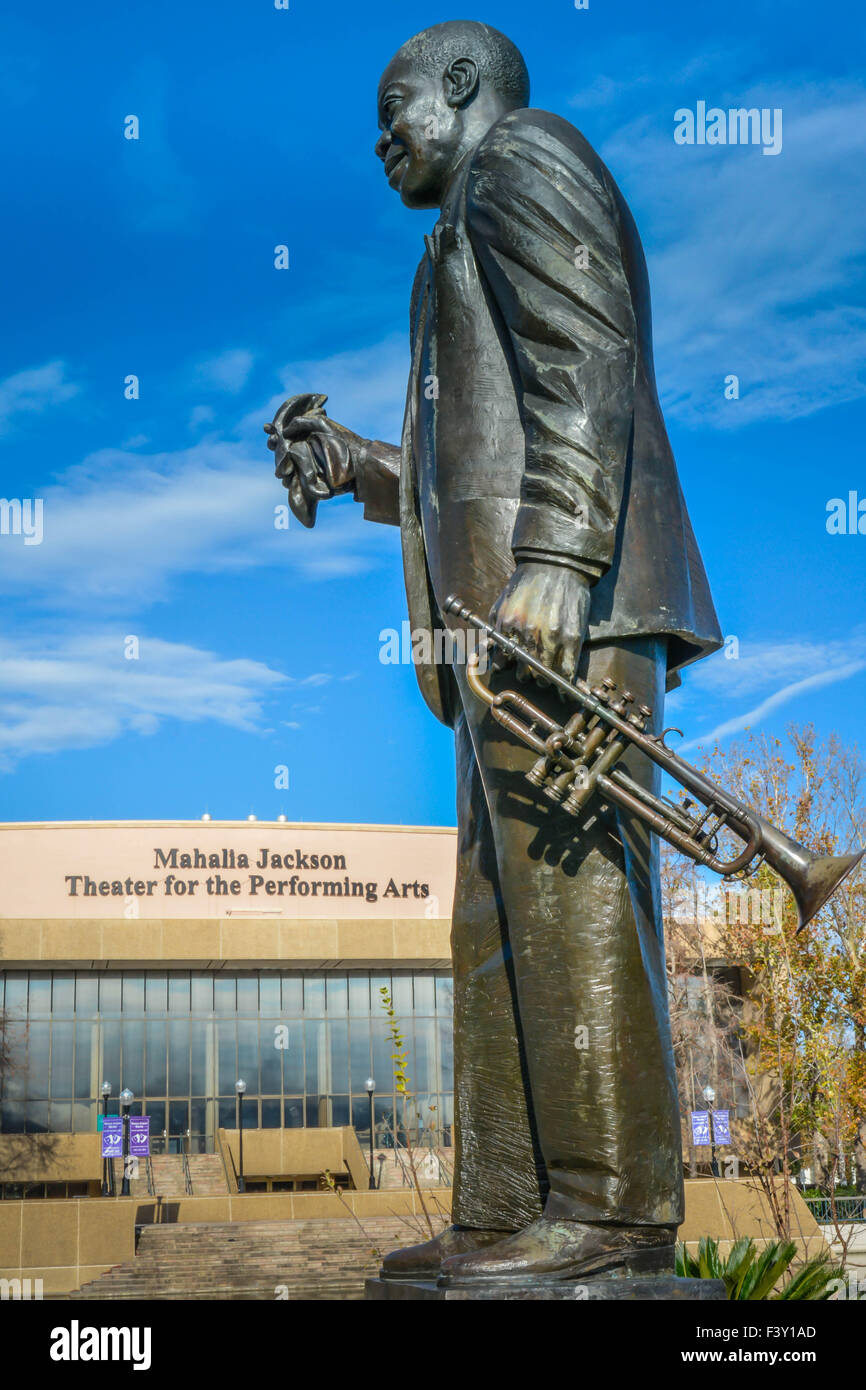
[365,1275,727,1301]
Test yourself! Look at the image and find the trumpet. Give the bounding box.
[444,595,864,932]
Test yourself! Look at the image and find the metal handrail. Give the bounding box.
[805,1195,866,1224]
[181,1151,193,1196]
[145,1156,155,1197]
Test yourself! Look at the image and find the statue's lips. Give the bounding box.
[385,149,408,184]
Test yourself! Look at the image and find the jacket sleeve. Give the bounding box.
[354,441,401,526]
[465,113,636,576]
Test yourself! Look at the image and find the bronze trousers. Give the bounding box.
[448,635,684,1232]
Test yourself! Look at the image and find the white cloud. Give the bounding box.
[673,630,866,749]
[0,631,289,768]
[0,439,397,607]
[595,79,866,427]
[251,333,409,451]
[195,349,255,395]
[0,361,79,435]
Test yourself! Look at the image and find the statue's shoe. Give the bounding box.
[380,1225,513,1281]
[439,1217,676,1285]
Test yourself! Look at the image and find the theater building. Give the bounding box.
[0,820,455,1197]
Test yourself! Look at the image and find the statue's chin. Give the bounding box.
[400,186,441,211]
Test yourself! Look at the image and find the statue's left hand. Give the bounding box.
[489,562,591,686]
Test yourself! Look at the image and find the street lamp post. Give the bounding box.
[119,1088,134,1196]
[236,1080,247,1193]
[100,1082,111,1196]
[703,1085,719,1177]
[365,1078,376,1190]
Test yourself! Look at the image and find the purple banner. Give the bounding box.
[691,1110,711,1146]
[712,1110,731,1144]
[101,1117,123,1158]
[129,1116,151,1157]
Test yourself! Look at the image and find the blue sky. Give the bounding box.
[1,0,864,827]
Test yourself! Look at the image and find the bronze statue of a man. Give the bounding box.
[267,20,722,1286]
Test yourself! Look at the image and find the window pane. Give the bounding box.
[51,1102,72,1132]
[413,973,435,1013]
[326,974,348,1015]
[348,975,370,1015]
[100,974,122,1015]
[349,1022,372,1091]
[259,974,281,1013]
[103,1022,122,1097]
[329,1020,349,1095]
[370,975,391,1015]
[371,1023,394,1093]
[305,1021,327,1094]
[146,1100,166,1141]
[169,974,190,1013]
[284,1098,303,1128]
[304,975,325,1015]
[191,975,213,1014]
[214,977,236,1014]
[2,1020,27,1098]
[217,1098,235,1130]
[352,1095,372,1137]
[169,1021,190,1095]
[391,973,413,1016]
[3,974,27,1019]
[51,1021,74,1097]
[281,976,303,1014]
[331,1095,350,1127]
[217,1022,236,1094]
[236,976,258,1014]
[413,1019,436,1091]
[52,974,75,1014]
[121,1021,145,1096]
[281,1023,304,1094]
[75,974,98,1016]
[169,1100,189,1137]
[72,1100,95,1131]
[122,974,145,1014]
[190,1098,207,1137]
[438,1019,453,1091]
[261,1098,282,1129]
[1,1101,26,1132]
[190,1022,209,1095]
[237,1021,258,1092]
[260,1022,282,1094]
[146,974,168,1013]
[145,1022,167,1094]
[25,1101,51,1133]
[28,975,52,1017]
[74,1022,95,1099]
[435,974,453,1014]
[27,1022,50,1099]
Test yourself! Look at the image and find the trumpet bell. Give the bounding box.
[790,847,865,933]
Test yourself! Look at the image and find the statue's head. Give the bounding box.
[375,21,530,209]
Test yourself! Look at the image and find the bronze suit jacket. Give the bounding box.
[355,107,723,728]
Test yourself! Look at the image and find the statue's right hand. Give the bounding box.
[264,393,362,528]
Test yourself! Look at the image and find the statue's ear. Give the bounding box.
[444,57,479,108]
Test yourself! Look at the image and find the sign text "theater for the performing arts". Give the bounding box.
[63,844,433,904]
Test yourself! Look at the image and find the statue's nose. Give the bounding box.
[374,130,390,162]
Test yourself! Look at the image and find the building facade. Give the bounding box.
[0,821,456,1191]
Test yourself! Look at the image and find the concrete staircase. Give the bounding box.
[108,1154,229,1198]
[65,1218,429,1300]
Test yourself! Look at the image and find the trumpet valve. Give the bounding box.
[592,678,616,704]
[544,770,576,804]
[526,756,551,788]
